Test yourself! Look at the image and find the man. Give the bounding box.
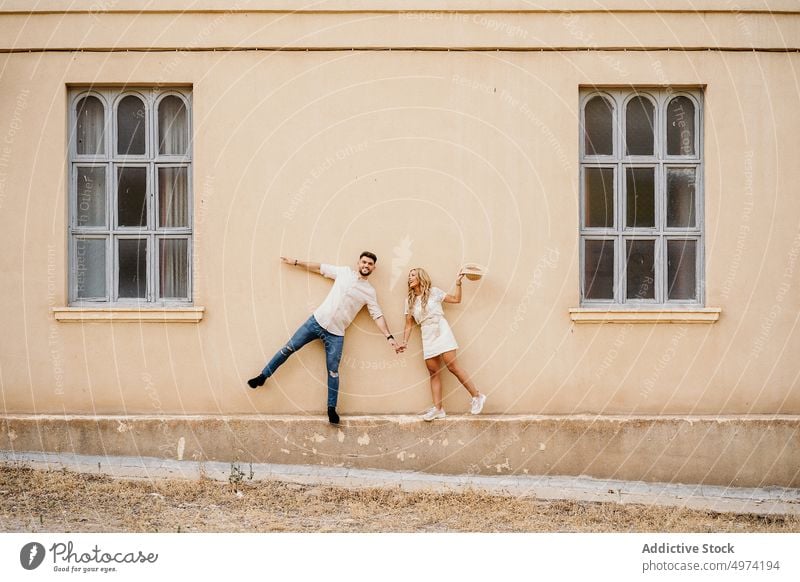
[248,251,402,424]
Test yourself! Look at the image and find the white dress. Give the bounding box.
[406,287,459,360]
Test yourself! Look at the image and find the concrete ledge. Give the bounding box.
[3,450,798,517]
[1,414,798,488]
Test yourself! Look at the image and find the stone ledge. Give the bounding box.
[1,414,797,488]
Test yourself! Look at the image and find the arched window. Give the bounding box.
[117,95,146,155]
[76,95,105,155]
[70,88,192,305]
[584,95,614,156]
[580,88,703,305]
[666,96,696,156]
[158,95,188,155]
[625,95,655,156]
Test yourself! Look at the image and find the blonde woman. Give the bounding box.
[400,268,486,421]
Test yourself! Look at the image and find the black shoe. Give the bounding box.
[247,374,267,389]
[327,406,340,425]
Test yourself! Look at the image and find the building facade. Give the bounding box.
[1,1,798,486]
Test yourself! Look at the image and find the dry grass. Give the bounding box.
[1,465,797,533]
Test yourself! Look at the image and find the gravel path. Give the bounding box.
[1,465,797,533]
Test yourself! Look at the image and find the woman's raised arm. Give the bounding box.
[443,272,465,303]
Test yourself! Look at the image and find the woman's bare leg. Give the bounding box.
[425,356,444,410]
[441,350,479,398]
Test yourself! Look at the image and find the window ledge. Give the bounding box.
[569,308,720,324]
[52,307,205,323]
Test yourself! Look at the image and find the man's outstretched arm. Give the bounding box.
[373,314,403,353]
[280,256,322,274]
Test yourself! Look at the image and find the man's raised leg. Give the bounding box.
[247,316,319,389]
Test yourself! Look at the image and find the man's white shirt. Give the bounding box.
[313,264,383,336]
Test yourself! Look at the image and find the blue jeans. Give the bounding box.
[261,315,345,408]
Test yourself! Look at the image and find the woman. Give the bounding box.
[400,268,486,421]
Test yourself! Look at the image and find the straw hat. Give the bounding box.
[460,263,487,281]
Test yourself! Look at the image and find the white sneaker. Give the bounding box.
[422,407,446,421]
[470,393,487,415]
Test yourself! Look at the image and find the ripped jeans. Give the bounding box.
[261,315,345,408]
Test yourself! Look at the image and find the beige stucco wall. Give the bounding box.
[0,3,799,418]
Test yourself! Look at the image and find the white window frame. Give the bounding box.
[68,87,193,307]
[579,88,704,307]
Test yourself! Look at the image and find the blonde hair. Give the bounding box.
[407,268,432,318]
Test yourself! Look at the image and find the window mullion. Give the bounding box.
[616,161,623,304]
[149,159,155,303]
[657,161,664,304]
[615,91,624,305]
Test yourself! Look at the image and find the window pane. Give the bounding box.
[76,166,106,227]
[118,238,147,299]
[584,168,614,228]
[75,238,106,299]
[584,96,613,156]
[625,96,654,156]
[667,168,697,228]
[117,95,146,155]
[158,167,189,227]
[117,166,147,227]
[668,240,697,300]
[626,239,655,299]
[76,96,105,155]
[625,167,655,228]
[159,239,188,298]
[667,96,695,156]
[584,239,614,300]
[158,96,188,155]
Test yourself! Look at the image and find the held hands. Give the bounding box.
[389,338,405,354]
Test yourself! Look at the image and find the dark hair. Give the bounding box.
[360,251,378,263]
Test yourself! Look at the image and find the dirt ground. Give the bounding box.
[0,465,797,533]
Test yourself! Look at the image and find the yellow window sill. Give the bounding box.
[569,308,720,324]
[52,307,205,323]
